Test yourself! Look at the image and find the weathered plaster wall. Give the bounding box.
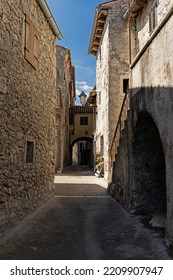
[130,6,173,243]
[131,6,173,89]
[135,0,172,53]
[0,0,56,233]
[70,112,93,144]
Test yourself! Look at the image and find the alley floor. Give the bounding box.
[0,166,172,260]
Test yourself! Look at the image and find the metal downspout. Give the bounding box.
[36,0,63,39]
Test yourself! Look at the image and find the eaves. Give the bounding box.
[36,0,63,39]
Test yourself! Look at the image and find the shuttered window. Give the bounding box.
[149,3,158,34]
[24,15,38,69]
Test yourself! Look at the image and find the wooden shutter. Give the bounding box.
[24,15,38,69]
[33,26,38,66]
[25,15,32,61]
[149,4,158,34]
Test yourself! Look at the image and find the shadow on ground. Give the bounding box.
[0,166,171,260]
[55,183,108,196]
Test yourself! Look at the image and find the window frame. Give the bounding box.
[25,138,35,165]
[80,117,88,126]
[149,2,158,34]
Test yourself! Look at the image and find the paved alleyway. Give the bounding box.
[0,166,171,260]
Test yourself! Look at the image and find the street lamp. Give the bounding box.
[79,91,87,106]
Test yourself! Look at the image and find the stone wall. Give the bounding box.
[108,0,131,180]
[110,1,173,245]
[133,0,172,56]
[55,46,66,173]
[0,0,57,234]
[130,4,173,245]
[95,0,131,181]
[55,46,75,172]
[131,2,173,89]
[108,111,132,210]
[96,24,109,180]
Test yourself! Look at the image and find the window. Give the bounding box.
[123,79,129,94]
[24,15,38,69]
[26,141,35,164]
[149,2,158,34]
[80,117,88,125]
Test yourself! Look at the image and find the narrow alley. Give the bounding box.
[1,0,173,266]
[0,166,171,260]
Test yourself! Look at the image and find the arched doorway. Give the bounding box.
[70,137,93,166]
[132,111,166,216]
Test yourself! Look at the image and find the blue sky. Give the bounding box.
[46,0,102,104]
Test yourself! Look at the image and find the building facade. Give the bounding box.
[69,106,94,166]
[88,0,131,181]
[55,46,75,173]
[0,0,62,234]
[109,0,173,246]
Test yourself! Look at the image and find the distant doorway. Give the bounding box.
[79,141,91,165]
[71,137,93,166]
[132,111,166,216]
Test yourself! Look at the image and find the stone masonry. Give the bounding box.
[55,46,75,173]
[0,0,60,234]
[89,0,131,182]
[109,0,173,246]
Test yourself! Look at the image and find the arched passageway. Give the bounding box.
[70,137,93,166]
[132,111,166,215]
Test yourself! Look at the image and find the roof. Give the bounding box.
[86,86,97,106]
[36,0,63,39]
[123,0,148,19]
[88,0,118,55]
[99,0,118,6]
[70,106,93,113]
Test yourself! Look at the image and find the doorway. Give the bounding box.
[132,111,166,216]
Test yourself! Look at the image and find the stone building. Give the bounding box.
[88,0,131,181]
[55,46,76,173]
[86,87,97,167]
[0,0,62,234]
[69,106,94,166]
[109,0,173,246]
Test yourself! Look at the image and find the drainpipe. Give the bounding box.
[36,0,63,39]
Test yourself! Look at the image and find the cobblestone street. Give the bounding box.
[0,166,171,260]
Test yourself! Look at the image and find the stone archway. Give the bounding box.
[132,111,166,216]
[70,137,93,166]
